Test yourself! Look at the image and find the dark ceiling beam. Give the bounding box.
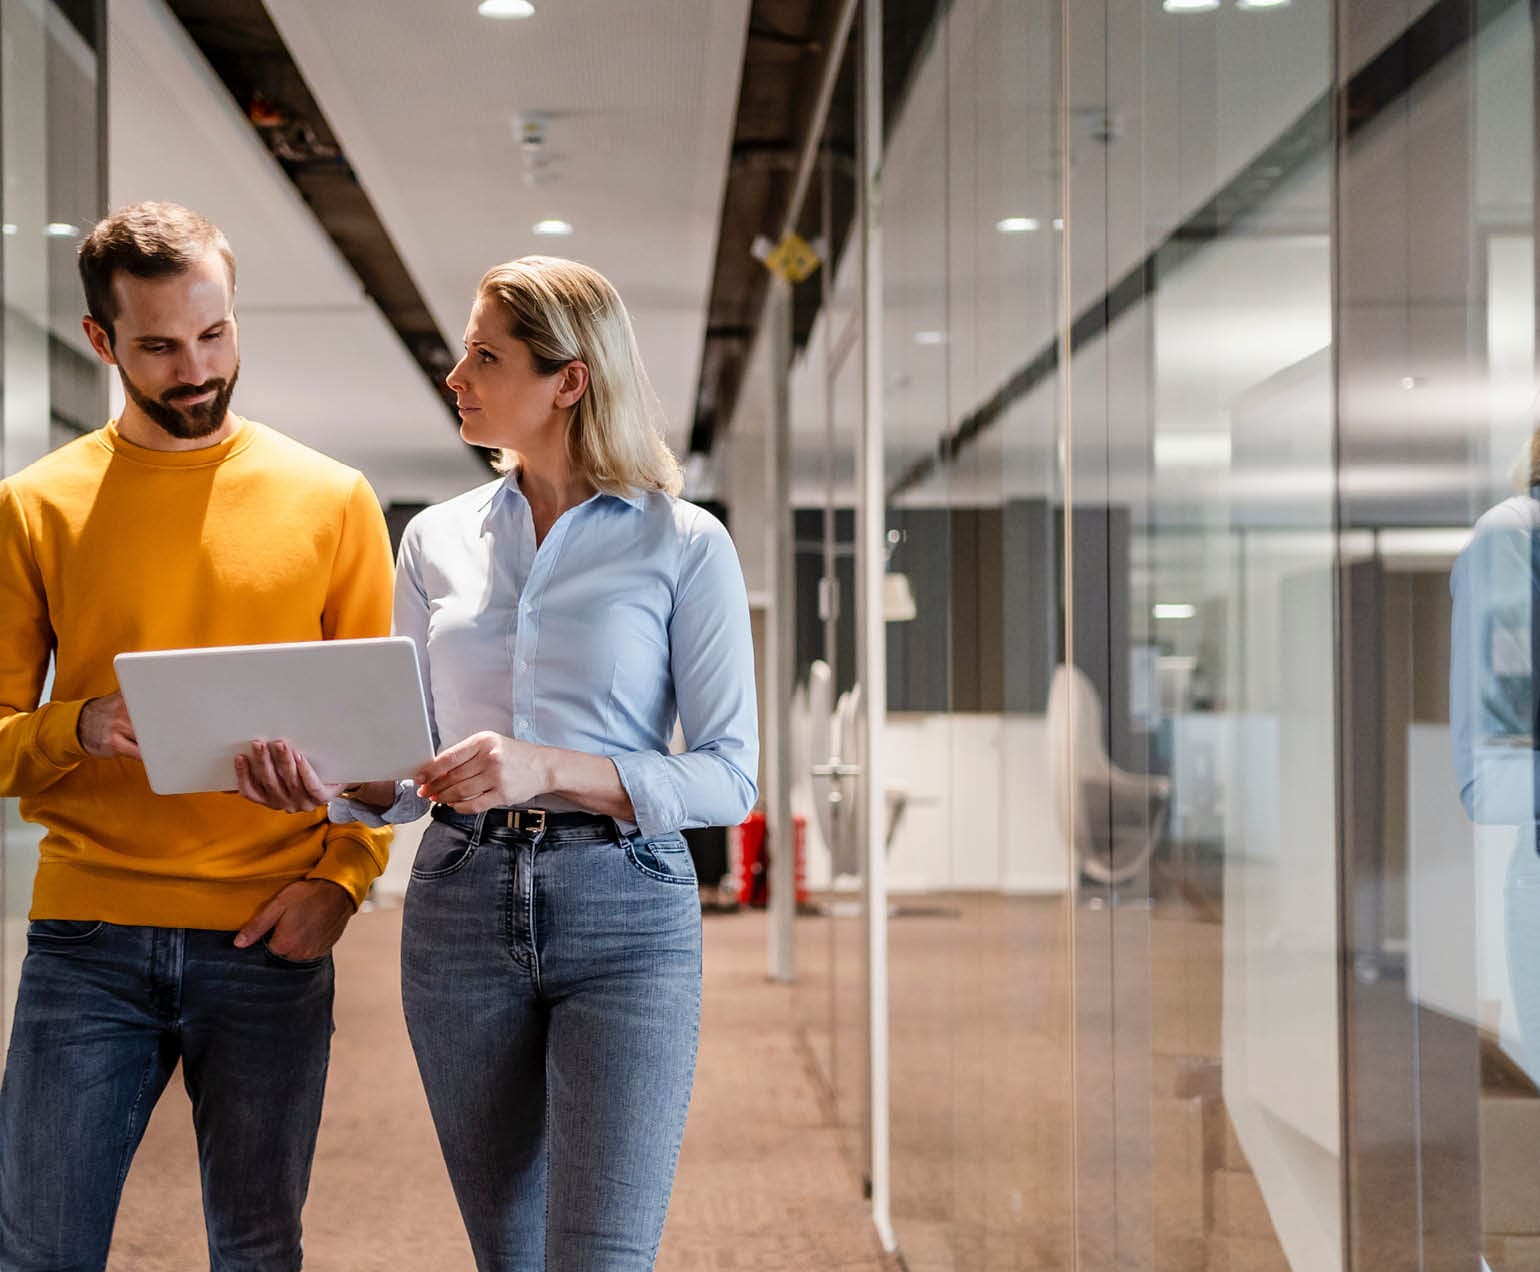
[691,0,946,459]
[158,0,493,472]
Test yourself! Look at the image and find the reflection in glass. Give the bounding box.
[0,0,104,1056]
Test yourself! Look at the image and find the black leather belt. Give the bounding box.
[430,804,610,833]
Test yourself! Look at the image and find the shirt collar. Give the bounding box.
[483,474,645,527]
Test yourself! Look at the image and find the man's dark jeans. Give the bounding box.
[0,920,333,1271]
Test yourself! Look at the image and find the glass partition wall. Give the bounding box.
[768,0,1540,1267]
[0,0,106,1055]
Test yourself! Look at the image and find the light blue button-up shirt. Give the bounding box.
[338,475,758,838]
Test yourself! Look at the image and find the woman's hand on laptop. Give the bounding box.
[415,731,552,812]
[234,738,344,812]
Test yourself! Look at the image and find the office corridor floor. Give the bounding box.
[106,906,888,1271]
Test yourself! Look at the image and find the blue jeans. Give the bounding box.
[401,813,702,1272]
[0,921,334,1271]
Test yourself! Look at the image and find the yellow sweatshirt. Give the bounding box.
[0,416,395,929]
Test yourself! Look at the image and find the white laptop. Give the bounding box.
[115,636,435,797]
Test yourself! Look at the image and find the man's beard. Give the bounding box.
[119,361,239,440]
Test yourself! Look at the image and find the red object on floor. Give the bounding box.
[734,812,807,907]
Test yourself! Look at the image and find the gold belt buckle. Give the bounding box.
[505,808,547,832]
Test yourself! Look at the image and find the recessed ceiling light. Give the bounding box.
[43,222,79,237]
[1052,217,1064,231]
[1400,375,1427,390]
[996,216,1039,234]
[913,330,948,346]
[478,0,535,17]
[1237,0,1290,8]
[1,224,16,236]
[532,219,573,237]
[1164,0,1220,10]
[1153,603,1197,620]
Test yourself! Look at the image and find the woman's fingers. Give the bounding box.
[418,755,490,800]
[293,749,338,805]
[245,740,307,812]
[273,739,303,792]
[417,732,500,786]
[234,753,266,805]
[424,775,492,806]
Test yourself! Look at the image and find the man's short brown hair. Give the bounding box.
[78,202,235,341]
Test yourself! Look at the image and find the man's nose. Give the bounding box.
[173,347,213,386]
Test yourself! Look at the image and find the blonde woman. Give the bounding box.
[239,257,758,1269]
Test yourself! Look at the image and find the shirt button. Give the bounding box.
[517,659,528,673]
[517,716,531,731]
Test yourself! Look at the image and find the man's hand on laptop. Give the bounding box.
[233,878,355,962]
[78,692,141,760]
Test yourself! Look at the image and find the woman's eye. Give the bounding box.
[478,350,496,364]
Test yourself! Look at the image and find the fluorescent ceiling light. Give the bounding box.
[913,330,947,346]
[1237,0,1290,7]
[43,222,79,237]
[1,224,15,236]
[996,216,1039,234]
[478,0,535,17]
[1163,0,1219,10]
[1154,433,1231,469]
[1153,603,1197,620]
[532,219,573,237]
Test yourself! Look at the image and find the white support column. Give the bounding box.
[765,282,797,983]
[858,0,893,1251]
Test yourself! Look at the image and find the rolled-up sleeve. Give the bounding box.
[612,512,759,838]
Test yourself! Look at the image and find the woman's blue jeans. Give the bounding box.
[401,813,703,1272]
[0,921,333,1271]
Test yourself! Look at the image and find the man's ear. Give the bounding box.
[82,315,117,367]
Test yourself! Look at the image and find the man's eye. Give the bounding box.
[201,330,224,342]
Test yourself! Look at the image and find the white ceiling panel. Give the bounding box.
[264,0,751,455]
[107,0,489,505]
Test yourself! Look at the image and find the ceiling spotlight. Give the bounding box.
[996,216,1039,234]
[913,330,948,346]
[1052,217,1064,231]
[1163,0,1220,10]
[532,219,573,237]
[43,222,79,237]
[478,0,535,16]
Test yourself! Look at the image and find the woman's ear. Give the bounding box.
[555,360,590,410]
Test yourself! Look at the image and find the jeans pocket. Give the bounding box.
[260,939,329,970]
[624,834,699,886]
[411,823,481,881]
[26,918,106,944]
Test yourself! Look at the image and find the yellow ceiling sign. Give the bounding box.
[762,232,821,284]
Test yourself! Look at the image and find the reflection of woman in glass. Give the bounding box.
[240,257,759,1267]
[1451,431,1540,1061]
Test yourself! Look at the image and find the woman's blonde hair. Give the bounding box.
[477,255,682,497]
